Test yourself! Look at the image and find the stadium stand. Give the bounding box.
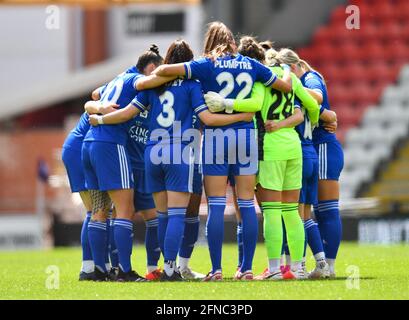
[341,63,409,199]
[365,70,409,212]
[296,0,409,199]
[298,0,409,141]
[365,138,409,214]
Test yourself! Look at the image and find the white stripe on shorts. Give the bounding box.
[319,143,328,180]
[117,145,125,189]
[121,145,129,189]
[188,147,194,193]
[121,145,130,189]
[324,143,327,180]
[121,146,131,189]
[117,145,129,189]
[319,144,322,179]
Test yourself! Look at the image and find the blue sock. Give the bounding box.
[164,208,186,261]
[105,219,111,270]
[88,220,108,273]
[303,220,308,258]
[157,211,168,256]
[108,219,119,268]
[145,218,160,267]
[315,200,342,259]
[238,199,258,272]
[114,219,134,273]
[304,218,325,256]
[179,216,200,259]
[81,212,92,263]
[237,222,243,268]
[206,196,226,273]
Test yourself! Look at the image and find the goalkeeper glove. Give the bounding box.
[204,91,234,113]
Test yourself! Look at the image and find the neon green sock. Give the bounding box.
[262,202,282,260]
[282,203,305,264]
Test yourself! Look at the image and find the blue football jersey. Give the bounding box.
[84,72,143,145]
[192,113,202,131]
[63,112,90,150]
[183,54,277,129]
[127,110,150,170]
[301,71,336,144]
[294,100,317,159]
[125,66,137,74]
[132,79,207,145]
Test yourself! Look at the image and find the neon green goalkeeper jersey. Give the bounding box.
[232,65,319,161]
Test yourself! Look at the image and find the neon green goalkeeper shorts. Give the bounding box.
[257,158,302,191]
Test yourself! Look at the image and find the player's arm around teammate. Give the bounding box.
[230,40,317,280]
[82,46,164,282]
[88,97,254,127]
[90,39,254,281]
[144,26,294,281]
[280,48,343,277]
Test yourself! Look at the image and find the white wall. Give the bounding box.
[0,6,81,100]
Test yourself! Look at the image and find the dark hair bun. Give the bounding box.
[149,44,160,55]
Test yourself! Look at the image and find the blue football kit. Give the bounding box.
[82,72,142,191]
[184,54,277,176]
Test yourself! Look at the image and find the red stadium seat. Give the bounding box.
[350,0,392,5]
[348,0,366,6]
[358,4,378,26]
[363,42,385,64]
[358,23,379,44]
[314,44,340,63]
[330,25,356,45]
[373,3,397,23]
[331,103,350,113]
[327,84,347,106]
[319,64,342,82]
[395,3,409,22]
[341,42,365,62]
[366,63,396,84]
[329,83,374,107]
[336,105,362,128]
[328,84,377,110]
[385,42,409,64]
[295,0,408,140]
[400,23,409,43]
[322,63,365,86]
[373,81,391,99]
[297,47,320,67]
[351,83,380,105]
[343,63,367,84]
[330,6,348,26]
[313,27,333,46]
[379,22,403,45]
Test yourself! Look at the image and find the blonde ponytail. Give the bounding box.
[265,48,282,66]
[277,48,326,83]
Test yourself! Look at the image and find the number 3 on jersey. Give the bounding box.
[157,90,175,128]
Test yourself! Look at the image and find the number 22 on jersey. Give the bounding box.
[216,72,253,99]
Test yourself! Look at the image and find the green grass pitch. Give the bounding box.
[0,242,408,300]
